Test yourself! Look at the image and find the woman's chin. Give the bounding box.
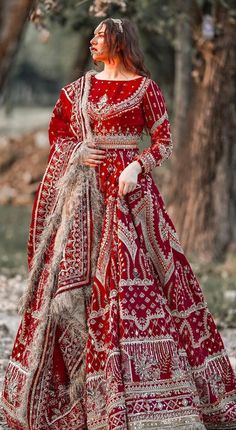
[92,53,106,62]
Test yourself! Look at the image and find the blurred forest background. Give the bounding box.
[0,0,236,328]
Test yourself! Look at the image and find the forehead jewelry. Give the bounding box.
[110,18,123,33]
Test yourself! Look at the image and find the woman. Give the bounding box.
[1,17,236,430]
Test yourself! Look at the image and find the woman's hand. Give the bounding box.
[118,161,142,197]
[79,143,106,167]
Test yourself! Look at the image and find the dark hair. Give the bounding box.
[95,18,150,78]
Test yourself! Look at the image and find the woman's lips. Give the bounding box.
[90,47,104,56]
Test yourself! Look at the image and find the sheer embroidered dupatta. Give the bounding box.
[1,70,101,428]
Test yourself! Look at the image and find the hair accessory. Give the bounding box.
[110,18,123,33]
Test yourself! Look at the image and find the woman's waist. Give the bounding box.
[93,133,140,150]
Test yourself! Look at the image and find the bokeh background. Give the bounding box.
[0,0,236,408]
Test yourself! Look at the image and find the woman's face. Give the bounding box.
[90,23,109,62]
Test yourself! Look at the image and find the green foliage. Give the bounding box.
[10,21,84,97]
[195,259,236,328]
[35,0,178,44]
[0,205,31,274]
[129,0,177,43]
[7,0,176,106]
[200,274,228,320]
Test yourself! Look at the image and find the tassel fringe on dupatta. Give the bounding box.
[16,71,104,421]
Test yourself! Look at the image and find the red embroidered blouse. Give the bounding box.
[48,73,172,176]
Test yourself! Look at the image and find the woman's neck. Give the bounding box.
[96,59,139,80]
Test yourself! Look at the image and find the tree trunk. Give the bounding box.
[173,0,193,149]
[169,4,236,262]
[0,0,33,91]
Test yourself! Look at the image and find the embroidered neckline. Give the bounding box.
[88,70,150,120]
[93,74,145,82]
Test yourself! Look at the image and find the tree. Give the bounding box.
[0,0,34,91]
[170,0,236,262]
[173,0,193,148]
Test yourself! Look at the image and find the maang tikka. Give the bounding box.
[110,18,123,33]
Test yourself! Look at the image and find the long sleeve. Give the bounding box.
[48,85,82,150]
[136,80,173,174]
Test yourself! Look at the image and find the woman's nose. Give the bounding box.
[90,36,96,45]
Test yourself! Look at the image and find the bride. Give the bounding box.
[1,17,236,430]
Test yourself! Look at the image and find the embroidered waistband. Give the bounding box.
[94,134,140,149]
[96,141,138,149]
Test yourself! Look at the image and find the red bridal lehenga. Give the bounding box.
[1,70,236,430]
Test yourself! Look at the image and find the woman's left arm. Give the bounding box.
[135,79,173,174]
[118,80,172,196]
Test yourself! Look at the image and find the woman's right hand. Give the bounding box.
[79,143,106,167]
